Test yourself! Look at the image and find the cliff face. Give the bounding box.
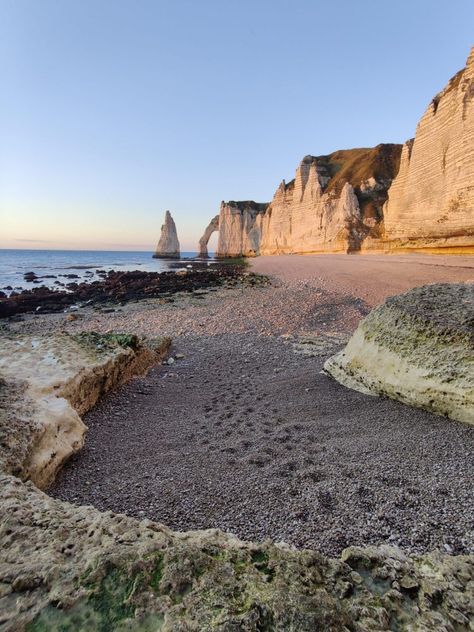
[200,47,473,257]
[207,146,401,257]
[382,47,474,253]
[153,210,180,258]
[215,201,268,257]
[260,145,401,255]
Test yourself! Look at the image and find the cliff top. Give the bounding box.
[318,144,402,195]
[284,144,402,197]
[431,45,474,113]
[224,200,269,212]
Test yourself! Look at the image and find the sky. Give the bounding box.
[0,0,473,252]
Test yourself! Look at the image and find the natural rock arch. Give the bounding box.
[198,215,219,257]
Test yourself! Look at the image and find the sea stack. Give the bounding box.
[153,210,180,258]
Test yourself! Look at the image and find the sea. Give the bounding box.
[0,249,213,294]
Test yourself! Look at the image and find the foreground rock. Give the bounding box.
[324,283,474,424]
[1,474,473,631]
[0,331,170,488]
[153,210,181,258]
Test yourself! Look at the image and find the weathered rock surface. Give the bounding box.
[260,146,401,255]
[324,283,474,424]
[382,47,474,253]
[153,210,180,258]
[1,473,473,631]
[215,201,268,257]
[0,332,170,488]
[0,313,473,628]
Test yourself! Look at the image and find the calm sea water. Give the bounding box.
[0,249,211,293]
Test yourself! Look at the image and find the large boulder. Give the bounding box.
[324,283,474,424]
[0,331,170,488]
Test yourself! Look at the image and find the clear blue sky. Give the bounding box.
[1,0,473,251]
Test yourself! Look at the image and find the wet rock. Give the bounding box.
[0,265,267,318]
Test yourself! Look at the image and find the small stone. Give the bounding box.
[400,575,419,591]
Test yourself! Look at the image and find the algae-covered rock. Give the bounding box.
[0,474,472,631]
[324,283,474,424]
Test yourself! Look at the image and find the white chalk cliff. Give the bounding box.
[154,210,180,258]
[259,147,400,255]
[215,201,268,257]
[200,47,474,257]
[199,215,219,257]
[382,47,474,253]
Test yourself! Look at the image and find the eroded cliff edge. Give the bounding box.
[382,47,474,253]
[202,46,474,257]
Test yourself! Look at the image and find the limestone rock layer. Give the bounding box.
[324,283,474,425]
[0,332,170,488]
[153,210,180,258]
[260,145,401,254]
[382,47,474,253]
[2,473,473,630]
[215,201,268,257]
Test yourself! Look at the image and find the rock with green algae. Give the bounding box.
[0,331,171,489]
[0,474,472,631]
[324,283,474,424]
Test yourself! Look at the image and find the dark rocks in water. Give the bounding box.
[0,265,268,318]
[23,272,38,282]
[0,292,6,299]
[61,274,80,279]
[3,286,12,291]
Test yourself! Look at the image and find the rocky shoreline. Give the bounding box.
[0,263,266,319]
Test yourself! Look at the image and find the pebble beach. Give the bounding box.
[9,252,473,557]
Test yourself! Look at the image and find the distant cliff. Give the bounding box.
[200,47,474,257]
[260,145,401,255]
[199,202,268,258]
